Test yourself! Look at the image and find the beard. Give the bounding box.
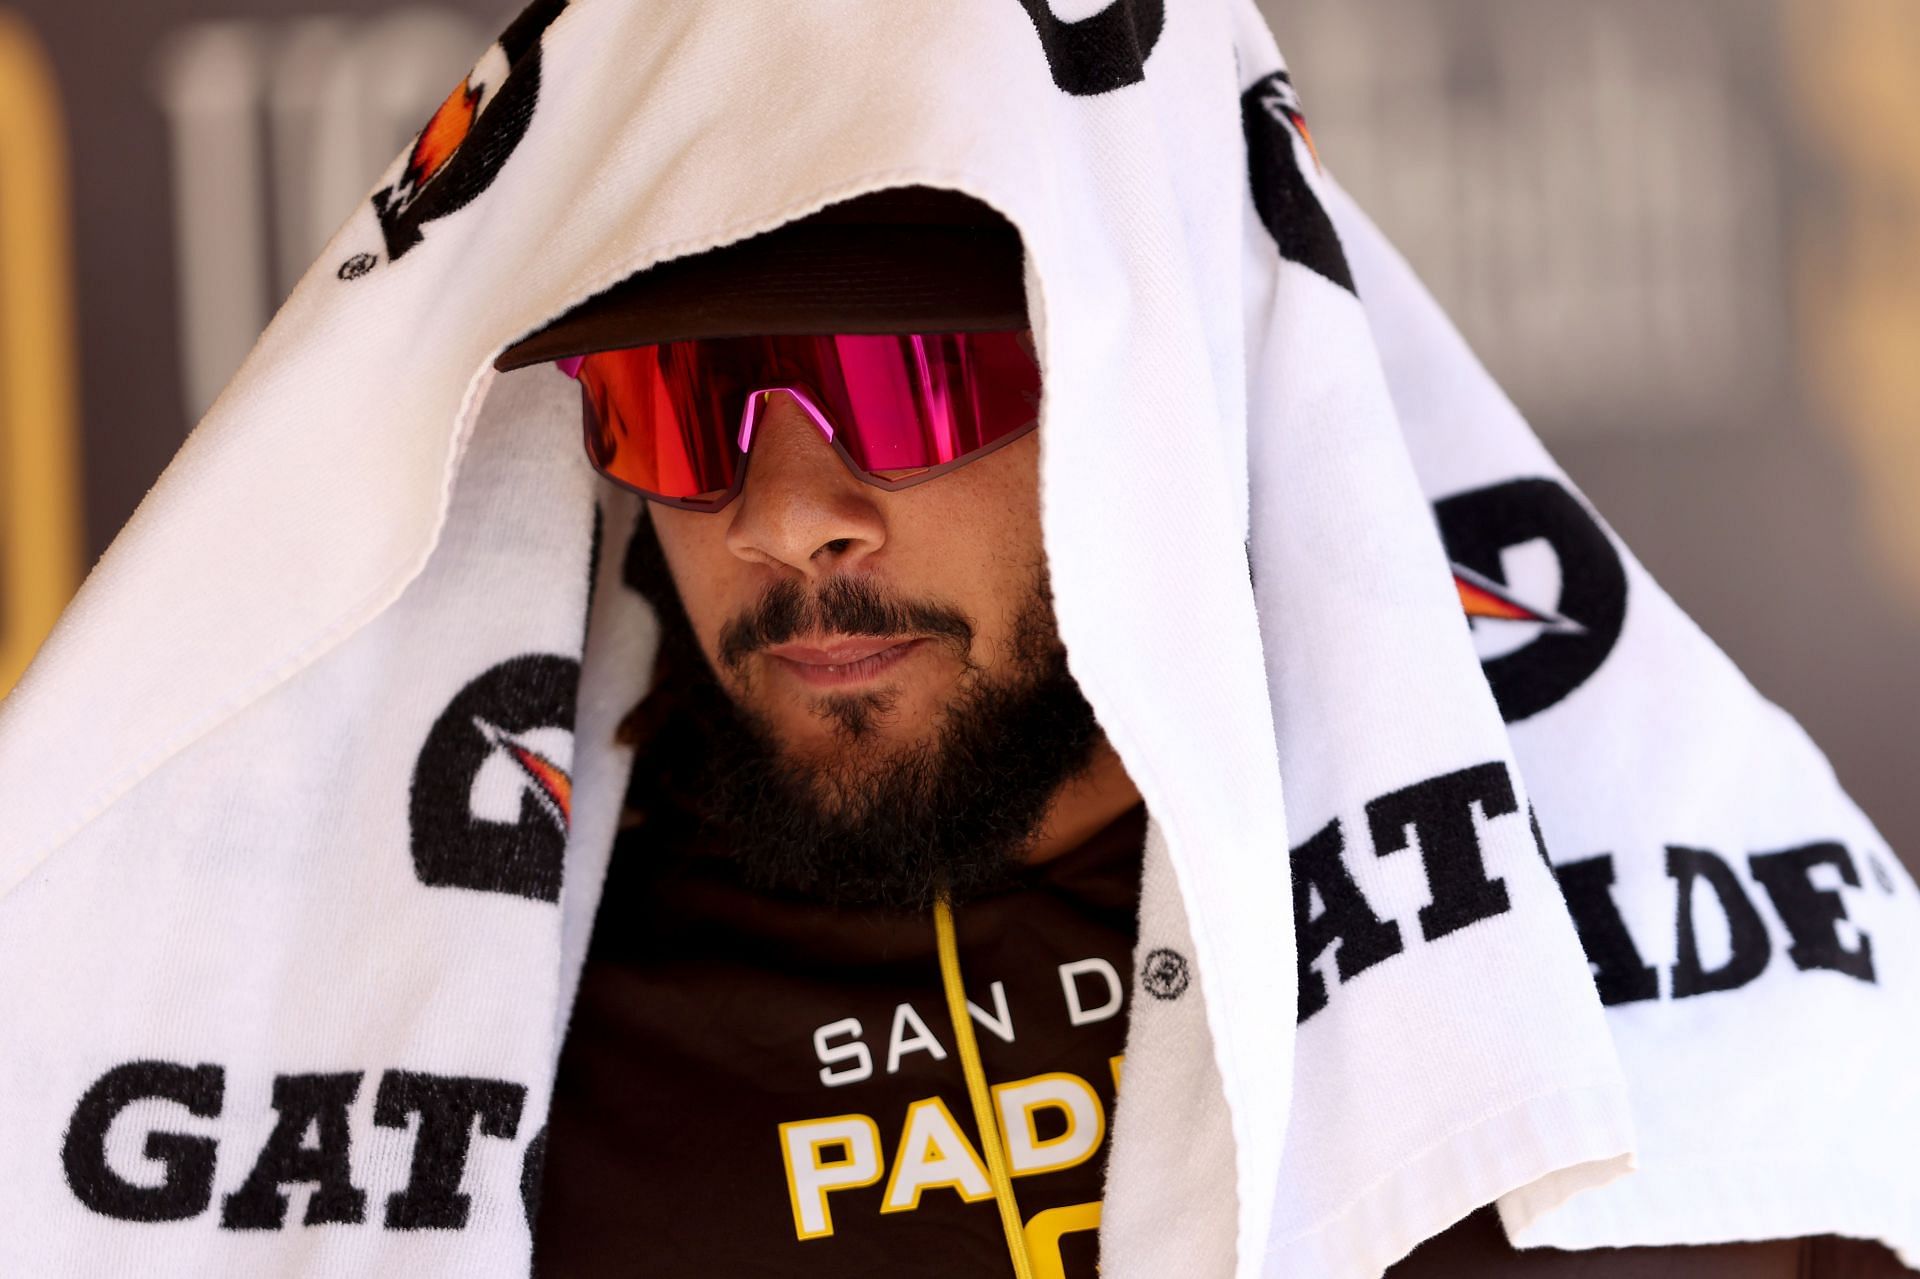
[619,516,1104,911]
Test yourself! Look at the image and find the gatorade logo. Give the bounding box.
[356,0,569,268]
[1434,477,1629,722]
[1241,69,1354,293]
[409,653,580,902]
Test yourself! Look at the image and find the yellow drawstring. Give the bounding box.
[933,894,1036,1279]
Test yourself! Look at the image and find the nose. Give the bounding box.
[723,391,887,579]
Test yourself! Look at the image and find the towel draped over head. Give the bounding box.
[1,1,1915,1275]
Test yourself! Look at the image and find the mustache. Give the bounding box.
[717,577,975,675]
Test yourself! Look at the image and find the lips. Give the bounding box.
[764,636,927,687]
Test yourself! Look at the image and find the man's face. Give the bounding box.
[648,390,1049,780]
[629,375,1116,909]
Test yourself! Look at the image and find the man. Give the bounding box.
[495,187,1915,1277]
[502,188,1150,1274]
[4,3,1916,1276]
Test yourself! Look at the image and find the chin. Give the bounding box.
[774,703,930,766]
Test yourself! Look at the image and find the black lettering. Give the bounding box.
[520,1124,548,1229]
[63,1060,224,1222]
[1667,846,1772,997]
[1291,817,1404,1022]
[1747,841,1875,983]
[1553,854,1659,1005]
[219,1073,367,1229]
[1366,762,1516,942]
[374,1071,526,1229]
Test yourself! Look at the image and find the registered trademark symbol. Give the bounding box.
[1141,947,1190,1001]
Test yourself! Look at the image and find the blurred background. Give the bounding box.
[0,0,1914,865]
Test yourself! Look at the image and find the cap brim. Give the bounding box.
[494,192,1027,373]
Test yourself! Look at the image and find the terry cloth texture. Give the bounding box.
[0,1,1915,1276]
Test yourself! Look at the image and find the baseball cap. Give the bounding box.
[492,185,1027,372]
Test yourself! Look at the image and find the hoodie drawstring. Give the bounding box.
[932,894,1037,1279]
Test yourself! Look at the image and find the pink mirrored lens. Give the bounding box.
[813,332,1040,473]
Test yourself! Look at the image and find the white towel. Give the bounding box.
[1,2,1914,1275]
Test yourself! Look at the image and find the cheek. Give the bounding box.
[647,508,736,649]
[895,440,1047,646]
[939,439,1044,571]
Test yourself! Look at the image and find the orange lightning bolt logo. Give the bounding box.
[472,716,573,834]
[407,78,481,196]
[1452,562,1588,635]
[1258,71,1323,172]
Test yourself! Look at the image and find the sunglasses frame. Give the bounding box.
[572,340,1042,512]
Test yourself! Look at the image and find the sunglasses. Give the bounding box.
[557,329,1042,510]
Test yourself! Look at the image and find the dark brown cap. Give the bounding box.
[493,185,1027,372]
